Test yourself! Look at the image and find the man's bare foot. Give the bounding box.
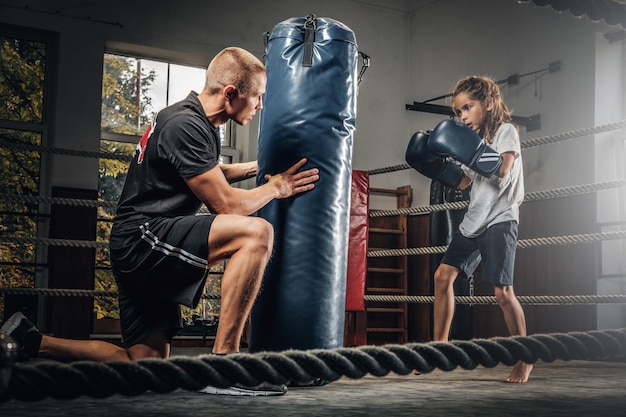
[504,361,533,383]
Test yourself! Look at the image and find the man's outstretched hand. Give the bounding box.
[265,158,319,199]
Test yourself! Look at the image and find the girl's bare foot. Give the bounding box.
[504,361,533,383]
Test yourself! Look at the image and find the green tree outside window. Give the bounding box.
[0,35,46,319]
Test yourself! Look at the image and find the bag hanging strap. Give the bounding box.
[302,14,316,67]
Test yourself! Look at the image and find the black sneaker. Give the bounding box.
[0,311,42,362]
[288,378,330,387]
[198,382,288,396]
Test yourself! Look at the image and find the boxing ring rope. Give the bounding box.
[366,118,626,176]
[363,294,626,306]
[2,118,625,169]
[1,287,626,307]
[1,229,624,257]
[370,179,626,218]
[1,327,625,402]
[1,118,624,212]
[367,230,626,258]
[0,136,131,162]
[0,120,625,403]
[1,119,626,306]
[0,192,117,209]
[0,236,107,249]
[3,178,624,217]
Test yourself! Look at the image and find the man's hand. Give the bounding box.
[264,158,319,199]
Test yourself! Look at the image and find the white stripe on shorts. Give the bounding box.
[139,222,209,270]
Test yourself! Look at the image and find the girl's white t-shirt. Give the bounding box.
[459,123,525,238]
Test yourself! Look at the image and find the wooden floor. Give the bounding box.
[2,353,625,417]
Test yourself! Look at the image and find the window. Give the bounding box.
[0,27,54,319]
[97,52,231,324]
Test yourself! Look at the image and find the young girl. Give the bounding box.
[433,75,532,383]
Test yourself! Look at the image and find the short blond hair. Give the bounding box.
[203,47,265,96]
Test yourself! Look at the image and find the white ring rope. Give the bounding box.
[370,179,626,217]
[520,119,626,149]
[363,294,626,305]
[1,287,625,306]
[3,230,624,255]
[367,230,626,257]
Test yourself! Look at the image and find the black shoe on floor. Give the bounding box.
[0,311,42,362]
[287,378,330,387]
[198,382,288,396]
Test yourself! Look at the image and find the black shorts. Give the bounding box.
[441,221,518,286]
[109,214,216,347]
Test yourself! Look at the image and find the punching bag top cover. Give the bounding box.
[268,14,357,59]
[258,14,359,176]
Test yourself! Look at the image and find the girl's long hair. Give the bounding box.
[452,76,514,144]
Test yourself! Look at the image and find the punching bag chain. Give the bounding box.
[358,52,370,86]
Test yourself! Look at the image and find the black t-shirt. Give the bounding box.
[114,92,220,225]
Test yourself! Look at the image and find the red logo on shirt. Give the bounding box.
[137,122,156,164]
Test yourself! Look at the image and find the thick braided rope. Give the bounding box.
[2,230,622,253]
[2,121,623,177]
[0,288,119,298]
[516,230,626,248]
[367,230,626,257]
[0,287,221,300]
[364,294,626,305]
[0,137,131,162]
[2,328,624,402]
[0,236,107,249]
[370,179,626,217]
[2,288,624,306]
[2,120,624,171]
[522,179,626,202]
[520,119,626,148]
[367,163,411,176]
[0,193,211,212]
[371,201,469,218]
[1,178,622,216]
[366,119,626,176]
[0,193,117,209]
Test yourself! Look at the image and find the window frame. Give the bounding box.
[0,24,59,300]
[99,50,238,153]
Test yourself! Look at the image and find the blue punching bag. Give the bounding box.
[250,15,358,352]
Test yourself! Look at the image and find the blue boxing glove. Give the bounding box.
[405,130,464,189]
[427,119,502,177]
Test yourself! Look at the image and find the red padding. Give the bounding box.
[345,170,369,311]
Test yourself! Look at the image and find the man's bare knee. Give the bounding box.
[246,217,274,254]
[126,333,170,360]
